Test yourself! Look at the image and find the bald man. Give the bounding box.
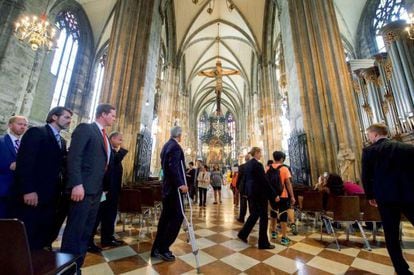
[0,115,28,218]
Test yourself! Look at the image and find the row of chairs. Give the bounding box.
[118,182,163,238]
[299,191,381,251]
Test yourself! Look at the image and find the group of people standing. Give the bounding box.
[0,103,128,273]
[185,161,224,207]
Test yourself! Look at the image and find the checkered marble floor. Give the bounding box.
[56,187,414,274]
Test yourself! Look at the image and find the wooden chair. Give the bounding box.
[300,191,324,228]
[359,195,382,242]
[0,219,79,275]
[118,189,151,238]
[321,196,371,251]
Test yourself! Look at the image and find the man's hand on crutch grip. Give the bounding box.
[179,185,188,193]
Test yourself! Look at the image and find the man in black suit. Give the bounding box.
[0,115,28,218]
[151,126,188,262]
[236,153,252,223]
[361,123,414,275]
[14,107,72,249]
[186,161,196,202]
[61,103,116,269]
[238,147,275,249]
[89,131,128,251]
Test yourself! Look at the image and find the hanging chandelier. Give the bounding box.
[407,13,414,40]
[14,0,57,51]
[192,0,235,14]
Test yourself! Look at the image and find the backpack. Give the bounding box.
[266,165,287,196]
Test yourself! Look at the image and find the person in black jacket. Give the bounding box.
[236,153,251,223]
[61,103,116,269]
[361,123,414,275]
[237,147,275,249]
[151,126,188,262]
[14,106,72,250]
[89,131,128,251]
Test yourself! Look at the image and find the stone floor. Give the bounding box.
[54,186,414,274]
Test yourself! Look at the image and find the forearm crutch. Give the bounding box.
[178,161,200,273]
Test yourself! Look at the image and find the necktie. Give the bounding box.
[55,133,62,149]
[102,128,108,156]
[14,139,20,152]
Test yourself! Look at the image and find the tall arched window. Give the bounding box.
[89,53,106,121]
[50,11,80,108]
[373,0,408,52]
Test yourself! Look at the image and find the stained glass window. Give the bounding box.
[50,11,80,108]
[373,0,408,52]
[227,112,236,160]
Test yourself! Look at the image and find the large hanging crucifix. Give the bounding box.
[198,58,239,114]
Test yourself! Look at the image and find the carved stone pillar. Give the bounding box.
[259,63,283,161]
[152,64,180,175]
[280,0,362,182]
[101,0,162,182]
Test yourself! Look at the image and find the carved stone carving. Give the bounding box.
[337,143,356,181]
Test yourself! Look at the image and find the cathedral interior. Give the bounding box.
[1,0,414,274]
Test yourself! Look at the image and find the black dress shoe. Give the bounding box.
[236,218,244,223]
[105,238,124,245]
[101,240,123,247]
[259,244,275,249]
[237,233,248,243]
[87,243,102,253]
[151,249,175,261]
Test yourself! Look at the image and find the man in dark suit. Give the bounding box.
[236,153,252,223]
[151,126,188,262]
[238,147,275,249]
[186,161,196,202]
[14,107,71,249]
[361,123,414,275]
[61,103,116,269]
[89,131,128,251]
[0,116,28,218]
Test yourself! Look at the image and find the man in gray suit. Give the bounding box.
[61,103,116,270]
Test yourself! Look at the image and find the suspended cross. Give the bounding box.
[198,58,239,114]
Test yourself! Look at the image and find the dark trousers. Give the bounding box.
[239,195,248,221]
[238,198,270,247]
[152,192,183,253]
[198,188,207,206]
[61,193,101,269]
[378,203,414,275]
[48,194,70,246]
[90,191,120,243]
[18,203,56,250]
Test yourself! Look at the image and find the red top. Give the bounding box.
[343,182,365,195]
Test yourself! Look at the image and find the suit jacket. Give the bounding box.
[103,147,128,195]
[160,138,185,197]
[236,162,247,195]
[361,138,414,204]
[0,134,17,197]
[244,158,276,200]
[14,125,67,204]
[67,123,108,195]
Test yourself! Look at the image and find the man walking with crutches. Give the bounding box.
[151,126,188,261]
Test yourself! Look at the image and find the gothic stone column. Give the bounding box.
[280,0,362,183]
[101,0,162,182]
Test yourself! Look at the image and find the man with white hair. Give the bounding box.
[151,126,188,262]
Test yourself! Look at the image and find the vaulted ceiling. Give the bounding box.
[175,0,263,120]
[75,0,368,120]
